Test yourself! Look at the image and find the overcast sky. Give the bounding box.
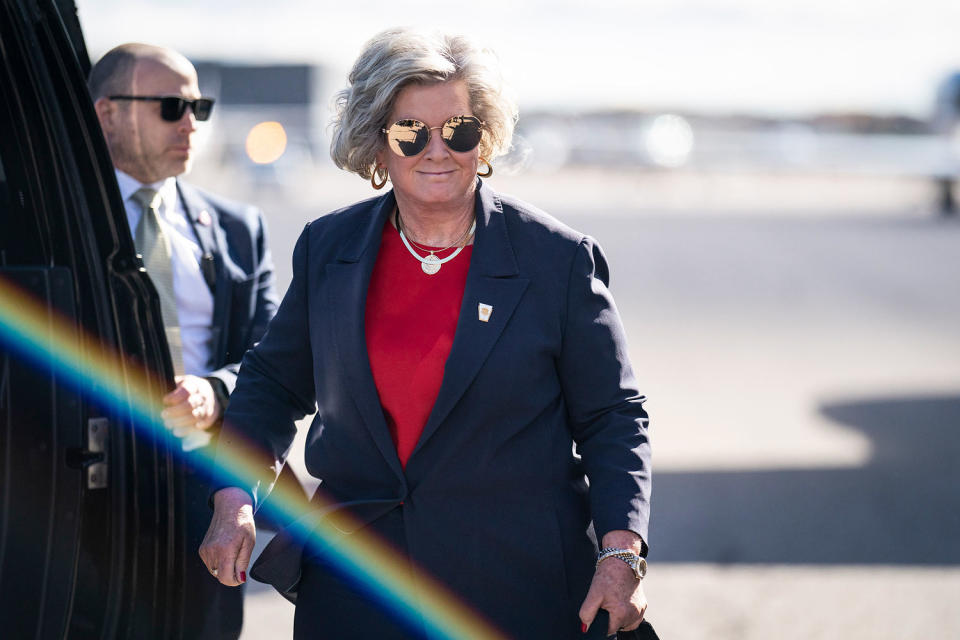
[77,0,960,119]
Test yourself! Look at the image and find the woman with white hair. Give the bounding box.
[201,27,652,639]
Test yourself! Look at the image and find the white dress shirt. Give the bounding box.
[116,170,215,377]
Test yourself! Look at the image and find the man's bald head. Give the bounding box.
[88,43,197,100]
[90,43,203,183]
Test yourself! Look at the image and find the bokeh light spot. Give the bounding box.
[645,114,694,168]
[245,121,288,164]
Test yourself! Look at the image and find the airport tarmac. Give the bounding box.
[192,167,960,639]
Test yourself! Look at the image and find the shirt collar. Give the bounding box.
[115,170,178,210]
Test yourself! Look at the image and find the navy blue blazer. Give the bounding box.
[218,180,650,639]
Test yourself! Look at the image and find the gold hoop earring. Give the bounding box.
[371,166,388,190]
[477,158,493,178]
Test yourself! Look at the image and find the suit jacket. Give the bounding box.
[175,180,279,398]
[217,180,650,639]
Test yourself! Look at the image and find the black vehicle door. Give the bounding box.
[0,0,189,637]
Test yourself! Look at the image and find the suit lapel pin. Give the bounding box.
[198,209,212,226]
[478,303,493,322]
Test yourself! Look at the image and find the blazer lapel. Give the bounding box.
[324,192,406,481]
[411,182,530,459]
[177,181,231,361]
[176,181,219,260]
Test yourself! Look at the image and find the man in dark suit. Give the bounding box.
[89,43,279,639]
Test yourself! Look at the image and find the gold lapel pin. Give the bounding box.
[478,303,493,322]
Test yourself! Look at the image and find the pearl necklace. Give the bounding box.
[396,208,476,275]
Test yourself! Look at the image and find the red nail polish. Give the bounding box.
[240,571,246,582]
[581,622,588,633]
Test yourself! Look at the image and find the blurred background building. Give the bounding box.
[77,0,960,213]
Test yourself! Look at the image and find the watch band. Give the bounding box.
[596,547,647,580]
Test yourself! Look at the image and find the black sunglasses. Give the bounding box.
[109,95,215,122]
[381,115,484,157]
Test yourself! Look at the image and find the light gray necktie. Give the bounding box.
[132,187,185,377]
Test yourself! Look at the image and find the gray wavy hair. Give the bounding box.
[330,28,518,180]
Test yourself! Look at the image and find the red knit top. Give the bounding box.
[364,221,473,468]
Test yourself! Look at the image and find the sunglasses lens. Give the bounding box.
[159,97,186,122]
[384,116,483,156]
[386,119,429,157]
[158,97,214,121]
[442,116,483,152]
[193,99,214,121]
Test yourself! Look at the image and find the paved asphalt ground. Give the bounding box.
[189,167,960,639]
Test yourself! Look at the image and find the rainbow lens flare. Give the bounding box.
[0,275,508,640]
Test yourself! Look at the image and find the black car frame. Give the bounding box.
[0,1,194,636]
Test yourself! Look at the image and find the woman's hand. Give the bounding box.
[198,487,256,586]
[579,530,648,636]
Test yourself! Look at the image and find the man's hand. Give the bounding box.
[579,530,648,636]
[161,375,222,435]
[199,488,256,586]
